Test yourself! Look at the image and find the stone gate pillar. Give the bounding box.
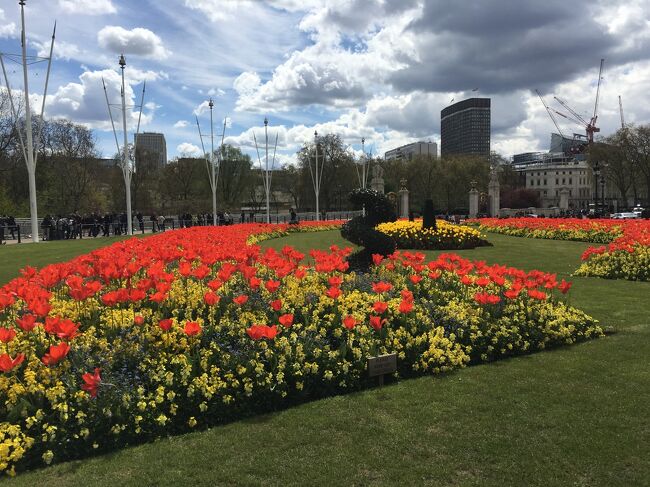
[488,169,500,217]
[398,178,409,219]
[469,181,479,218]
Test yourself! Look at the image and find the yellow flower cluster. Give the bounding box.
[575,246,650,281]
[376,220,490,250]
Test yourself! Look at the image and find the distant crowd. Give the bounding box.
[0,210,278,243]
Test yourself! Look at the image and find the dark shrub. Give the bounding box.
[422,199,436,229]
[341,188,397,271]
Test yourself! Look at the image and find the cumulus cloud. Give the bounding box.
[98,26,170,60]
[58,0,117,15]
[390,0,650,94]
[174,120,189,128]
[0,8,16,38]
[232,1,419,112]
[177,142,202,156]
[41,69,153,131]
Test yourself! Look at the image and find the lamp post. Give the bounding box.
[209,99,217,226]
[593,161,600,214]
[313,131,321,221]
[0,1,56,242]
[600,174,606,212]
[118,54,133,236]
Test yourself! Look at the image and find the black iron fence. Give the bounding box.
[2,211,362,244]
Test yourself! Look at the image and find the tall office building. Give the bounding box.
[384,141,437,161]
[135,132,167,167]
[440,98,491,158]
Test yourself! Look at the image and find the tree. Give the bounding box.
[296,134,358,211]
[218,144,253,209]
[39,120,100,213]
[589,136,634,206]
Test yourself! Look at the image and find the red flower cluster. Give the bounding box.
[246,324,278,340]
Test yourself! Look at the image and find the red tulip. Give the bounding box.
[0,353,25,373]
[399,300,413,314]
[372,254,384,266]
[328,276,343,288]
[134,315,144,326]
[342,315,357,330]
[81,368,101,398]
[270,299,283,312]
[184,321,202,336]
[248,277,261,289]
[265,280,281,293]
[16,314,38,332]
[559,279,573,294]
[204,291,220,306]
[474,292,501,305]
[278,314,294,327]
[373,301,388,314]
[527,289,548,300]
[0,328,16,343]
[409,274,422,284]
[372,281,393,294]
[369,315,386,331]
[246,324,278,340]
[326,287,341,299]
[42,342,71,366]
[159,318,173,331]
[400,289,414,302]
[233,295,249,306]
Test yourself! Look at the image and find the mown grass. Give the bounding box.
[5,230,650,486]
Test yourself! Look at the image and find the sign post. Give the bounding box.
[367,353,397,386]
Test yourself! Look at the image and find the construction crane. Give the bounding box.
[552,58,604,146]
[618,95,625,129]
[536,89,565,139]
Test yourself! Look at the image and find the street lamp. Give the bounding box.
[600,174,606,211]
[592,161,601,212]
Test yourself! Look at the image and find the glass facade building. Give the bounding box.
[440,98,491,158]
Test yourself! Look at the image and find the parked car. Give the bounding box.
[611,212,638,219]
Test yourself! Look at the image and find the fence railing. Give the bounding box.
[2,211,362,244]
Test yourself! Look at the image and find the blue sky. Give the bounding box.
[1,0,650,164]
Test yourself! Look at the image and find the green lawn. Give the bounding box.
[6,231,650,486]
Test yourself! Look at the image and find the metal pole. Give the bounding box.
[209,99,216,226]
[361,139,365,188]
[20,1,39,242]
[119,54,132,235]
[314,130,319,221]
[264,117,270,224]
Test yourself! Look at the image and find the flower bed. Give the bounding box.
[575,225,650,281]
[469,217,624,243]
[471,218,650,281]
[246,220,342,245]
[376,220,490,250]
[0,223,601,475]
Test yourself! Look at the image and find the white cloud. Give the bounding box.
[41,69,153,131]
[177,142,202,156]
[35,40,81,61]
[98,26,170,60]
[58,0,117,15]
[174,120,189,128]
[0,8,16,38]
[183,0,253,22]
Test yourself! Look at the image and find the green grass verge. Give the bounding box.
[5,230,650,486]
